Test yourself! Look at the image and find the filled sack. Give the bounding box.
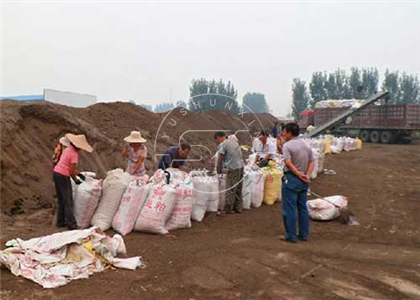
[191,174,219,221]
[134,183,177,234]
[112,180,151,235]
[246,169,265,208]
[261,163,283,205]
[91,169,132,231]
[307,195,348,221]
[72,173,102,229]
[218,174,227,211]
[241,172,252,209]
[166,179,195,231]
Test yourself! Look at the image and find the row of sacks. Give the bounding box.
[71,165,284,236]
[303,136,362,156]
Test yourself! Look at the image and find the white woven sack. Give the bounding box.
[191,176,210,222]
[166,181,194,231]
[241,173,252,209]
[248,170,265,208]
[307,199,340,221]
[206,176,219,212]
[112,181,151,235]
[134,183,176,234]
[91,169,132,231]
[72,175,102,228]
[218,174,227,211]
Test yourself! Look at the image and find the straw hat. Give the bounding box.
[124,131,147,143]
[59,136,70,147]
[65,133,93,153]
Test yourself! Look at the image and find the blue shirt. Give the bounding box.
[158,146,186,170]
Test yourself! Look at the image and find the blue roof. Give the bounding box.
[0,95,44,101]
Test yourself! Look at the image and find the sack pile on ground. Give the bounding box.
[307,195,348,220]
[70,135,360,234]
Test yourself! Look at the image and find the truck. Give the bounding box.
[302,92,420,143]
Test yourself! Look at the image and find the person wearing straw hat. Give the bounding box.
[53,133,93,230]
[52,136,70,169]
[122,131,148,176]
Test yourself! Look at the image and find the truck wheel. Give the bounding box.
[360,130,370,142]
[380,131,396,144]
[370,131,380,143]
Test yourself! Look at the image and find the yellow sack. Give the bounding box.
[355,138,362,150]
[261,166,283,205]
[323,138,332,155]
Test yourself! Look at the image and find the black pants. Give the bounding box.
[53,172,77,229]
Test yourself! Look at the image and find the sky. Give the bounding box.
[2,1,419,116]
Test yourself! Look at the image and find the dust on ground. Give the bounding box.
[1,143,420,300]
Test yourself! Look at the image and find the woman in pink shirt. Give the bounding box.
[53,134,93,230]
[122,131,147,177]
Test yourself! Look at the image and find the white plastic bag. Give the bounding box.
[72,174,102,229]
[91,169,132,231]
[112,181,151,235]
[134,183,177,234]
[191,174,219,221]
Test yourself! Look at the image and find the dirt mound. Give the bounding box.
[0,100,278,214]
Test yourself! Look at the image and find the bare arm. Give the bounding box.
[122,144,129,158]
[70,163,80,182]
[306,160,315,178]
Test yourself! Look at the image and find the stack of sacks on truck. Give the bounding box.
[315,99,363,109]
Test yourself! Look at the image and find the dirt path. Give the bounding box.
[1,143,420,300]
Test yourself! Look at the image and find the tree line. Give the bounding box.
[292,68,420,119]
[140,79,271,114]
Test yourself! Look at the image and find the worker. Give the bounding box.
[215,132,244,214]
[272,122,279,138]
[53,133,93,230]
[158,143,191,170]
[281,123,314,243]
[52,136,70,169]
[276,123,286,154]
[122,131,148,176]
[252,130,276,167]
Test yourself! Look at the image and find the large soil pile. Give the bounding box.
[0,100,278,214]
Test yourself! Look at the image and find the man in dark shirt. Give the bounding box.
[158,143,191,170]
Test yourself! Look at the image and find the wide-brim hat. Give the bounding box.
[59,136,70,147]
[65,133,93,153]
[124,131,147,143]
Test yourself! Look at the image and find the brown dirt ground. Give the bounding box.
[1,143,420,300]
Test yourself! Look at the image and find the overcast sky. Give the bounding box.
[2,1,419,116]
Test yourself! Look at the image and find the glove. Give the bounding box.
[75,179,82,185]
[78,173,86,181]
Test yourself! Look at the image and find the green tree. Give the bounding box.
[242,92,270,113]
[291,78,309,120]
[381,70,401,104]
[154,102,175,113]
[349,67,363,99]
[189,78,240,112]
[361,68,379,98]
[399,73,420,104]
[309,72,328,108]
[335,69,351,99]
[325,72,339,99]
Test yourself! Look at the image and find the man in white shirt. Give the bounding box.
[252,130,276,167]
